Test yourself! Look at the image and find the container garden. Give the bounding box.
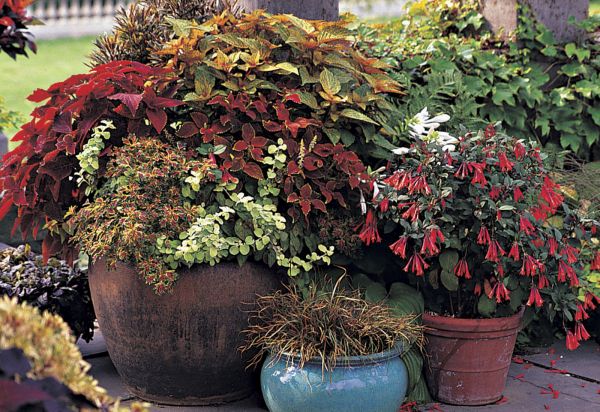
[422,310,523,405]
[260,345,408,412]
[89,259,279,405]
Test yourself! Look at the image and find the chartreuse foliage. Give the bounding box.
[359,0,600,159]
[0,296,147,411]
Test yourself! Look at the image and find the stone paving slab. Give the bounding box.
[88,339,600,412]
[78,329,108,358]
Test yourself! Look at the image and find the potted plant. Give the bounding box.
[0,8,402,405]
[362,113,593,405]
[240,279,424,412]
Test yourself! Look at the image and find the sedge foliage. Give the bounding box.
[241,281,424,373]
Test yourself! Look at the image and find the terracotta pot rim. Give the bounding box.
[423,308,524,333]
[274,342,405,367]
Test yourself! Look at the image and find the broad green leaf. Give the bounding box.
[365,283,387,302]
[477,295,497,317]
[339,108,379,125]
[440,270,459,291]
[439,250,459,271]
[275,62,299,75]
[320,68,341,96]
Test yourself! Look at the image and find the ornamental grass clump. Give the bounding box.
[241,281,424,373]
[360,119,596,350]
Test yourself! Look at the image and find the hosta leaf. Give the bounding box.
[439,250,459,271]
[365,283,387,302]
[477,295,497,317]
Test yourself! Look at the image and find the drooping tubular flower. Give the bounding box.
[489,282,510,303]
[519,215,536,236]
[485,240,505,263]
[526,286,544,307]
[591,251,600,271]
[513,186,524,202]
[403,253,430,277]
[497,152,514,172]
[566,330,580,350]
[357,209,381,246]
[389,236,408,259]
[453,259,471,279]
[508,242,520,261]
[477,226,490,245]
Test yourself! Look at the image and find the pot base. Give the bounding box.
[126,385,255,406]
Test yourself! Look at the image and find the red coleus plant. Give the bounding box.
[0,60,181,260]
[0,0,36,59]
[363,124,594,350]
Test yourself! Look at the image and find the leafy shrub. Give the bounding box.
[241,279,424,372]
[0,60,181,261]
[0,296,147,410]
[359,0,600,160]
[0,11,402,292]
[0,0,36,59]
[90,0,240,66]
[0,244,95,341]
[0,95,22,132]
[362,119,594,350]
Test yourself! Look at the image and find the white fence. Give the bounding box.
[28,0,135,39]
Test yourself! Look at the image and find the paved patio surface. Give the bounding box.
[80,331,600,411]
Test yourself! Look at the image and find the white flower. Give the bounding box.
[408,107,451,139]
[391,147,411,155]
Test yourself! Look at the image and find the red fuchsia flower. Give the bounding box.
[408,175,431,195]
[357,210,381,246]
[591,251,600,271]
[383,170,411,190]
[485,240,506,263]
[540,177,564,211]
[454,161,472,179]
[477,226,491,245]
[489,282,510,303]
[557,260,576,284]
[389,236,408,258]
[548,238,559,256]
[474,282,482,296]
[420,229,442,257]
[526,286,544,307]
[484,124,496,138]
[560,245,579,264]
[530,205,549,221]
[498,152,514,172]
[401,202,420,223]
[470,162,488,187]
[379,197,390,212]
[403,253,430,277]
[575,304,589,321]
[513,186,524,202]
[584,292,599,310]
[575,322,590,341]
[454,259,471,279]
[508,242,520,261]
[566,330,580,350]
[514,141,527,159]
[489,186,501,200]
[537,274,549,289]
[497,264,505,277]
[519,215,536,235]
[520,254,541,277]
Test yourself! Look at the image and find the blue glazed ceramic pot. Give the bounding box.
[260,345,408,412]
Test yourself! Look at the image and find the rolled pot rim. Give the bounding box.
[271,342,405,367]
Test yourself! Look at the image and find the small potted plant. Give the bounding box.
[241,279,424,412]
[361,113,593,405]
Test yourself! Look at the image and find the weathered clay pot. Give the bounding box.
[422,310,523,406]
[88,259,280,405]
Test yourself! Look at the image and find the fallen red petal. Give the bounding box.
[513,356,524,364]
[515,374,525,381]
[495,396,508,405]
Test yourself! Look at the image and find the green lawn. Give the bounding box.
[0,36,96,141]
[592,0,600,14]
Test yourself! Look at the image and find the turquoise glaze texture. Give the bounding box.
[260,346,408,412]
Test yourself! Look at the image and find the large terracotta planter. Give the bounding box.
[88,259,279,405]
[422,310,523,406]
